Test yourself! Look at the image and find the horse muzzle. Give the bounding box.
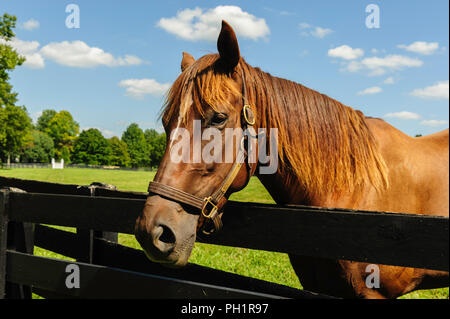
[135,195,198,267]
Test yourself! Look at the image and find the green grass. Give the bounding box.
[1,167,448,299]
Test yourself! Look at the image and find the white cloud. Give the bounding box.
[311,27,333,39]
[383,77,395,84]
[357,86,382,95]
[40,41,143,68]
[2,39,145,69]
[21,19,40,31]
[299,22,311,29]
[398,41,439,55]
[344,60,363,72]
[362,55,423,73]
[344,54,423,76]
[300,22,333,39]
[328,45,364,60]
[0,38,45,69]
[157,6,270,41]
[80,127,117,138]
[420,120,448,127]
[119,79,171,99]
[410,80,449,100]
[384,111,421,120]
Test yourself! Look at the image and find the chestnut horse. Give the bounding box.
[135,21,449,298]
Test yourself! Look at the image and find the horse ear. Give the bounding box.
[181,52,195,72]
[217,20,240,70]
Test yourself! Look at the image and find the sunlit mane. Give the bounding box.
[161,54,389,197]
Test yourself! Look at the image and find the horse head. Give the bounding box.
[135,21,259,267]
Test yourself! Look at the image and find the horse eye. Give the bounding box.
[209,113,228,126]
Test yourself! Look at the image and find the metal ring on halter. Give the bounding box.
[243,104,256,125]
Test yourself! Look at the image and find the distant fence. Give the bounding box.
[0,176,448,299]
[1,163,156,172]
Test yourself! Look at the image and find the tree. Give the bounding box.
[0,105,32,164]
[38,110,79,162]
[144,129,166,168]
[36,109,57,131]
[72,128,111,165]
[122,123,149,167]
[21,130,54,163]
[108,136,131,167]
[0,14,29,165]
[0,14,25,108]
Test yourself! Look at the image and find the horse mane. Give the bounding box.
[162,54,389,198]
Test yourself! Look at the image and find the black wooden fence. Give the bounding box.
[0,176,448,299]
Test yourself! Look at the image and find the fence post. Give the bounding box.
[1,188,34,299]
[0,190,9,299]
[76,183,118,264]
[5,221,34,299]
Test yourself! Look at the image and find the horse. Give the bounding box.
[135,21,449,299]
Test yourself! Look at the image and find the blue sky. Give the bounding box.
[2,0,449,137]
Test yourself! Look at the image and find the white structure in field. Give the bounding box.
[52,158,64,169]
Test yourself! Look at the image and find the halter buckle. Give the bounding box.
[243,104,256,125]
[201,196,218,219]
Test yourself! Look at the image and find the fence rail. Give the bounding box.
[0,176,448,299]
[1,163,156,171]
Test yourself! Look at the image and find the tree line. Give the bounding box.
[1,107,166,168]
[0,13,166,168]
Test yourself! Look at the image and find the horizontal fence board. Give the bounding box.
[207,202,449,272]
[6,251,288,299]
[0,176,147,199]
[5,190,449,271]
[34,225,326,299]
[9,192,141,234]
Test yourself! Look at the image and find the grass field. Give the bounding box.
[0,167,448,299]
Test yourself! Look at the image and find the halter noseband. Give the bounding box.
[147,71,256,235]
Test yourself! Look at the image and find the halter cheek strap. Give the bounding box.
[147,71,256,235]
[147,105,256,235]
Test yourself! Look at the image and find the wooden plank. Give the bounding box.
[0,176,91,196]
[6,251,291,299]
[0,176,147,199]
[34,225,81,259]
[203,201,449,272]
[0,190,9,299]
[33,225,327,299]
[7,192,449,271]
[8,192,141,233]
[5,221,34,299]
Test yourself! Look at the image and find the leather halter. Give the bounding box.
[147,71,256,235]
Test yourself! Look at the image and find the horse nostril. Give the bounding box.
[159,224,176,244]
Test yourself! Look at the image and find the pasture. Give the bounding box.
[0,167,448,299]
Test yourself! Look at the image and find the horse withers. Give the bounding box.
[135,21,449,298]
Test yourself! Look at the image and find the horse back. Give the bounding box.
[366,120,448,217]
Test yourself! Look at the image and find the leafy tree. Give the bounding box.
[0,105,32,164]
[0,14,30,164]
[144,129,166,168]
[108,136,131,167]
[39,110,79,162]
[0,14,25,108]
[21,130,54,163]
[36,109,57,131]
[72,128,111,165]
[122,123,149,167]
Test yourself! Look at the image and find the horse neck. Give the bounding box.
[248,69,384,208]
